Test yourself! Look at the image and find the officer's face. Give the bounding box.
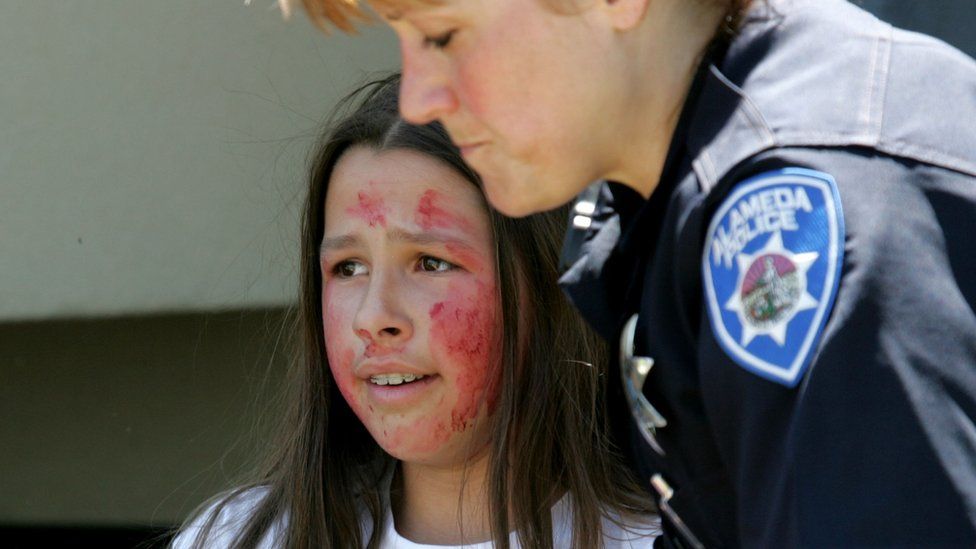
[384,0,631,217]
[320,146,502,467]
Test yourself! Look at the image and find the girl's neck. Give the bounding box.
[390,454,494,545]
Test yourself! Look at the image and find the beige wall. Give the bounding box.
[0,1,398,321]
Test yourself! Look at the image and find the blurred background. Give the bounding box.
[1,1,973,547]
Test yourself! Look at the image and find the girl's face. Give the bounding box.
[321,146,501,467]
[383,0,630,217]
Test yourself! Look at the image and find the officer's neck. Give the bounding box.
[602,0,726,199]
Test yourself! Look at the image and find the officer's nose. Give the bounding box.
[352,273,413,351]
[398,43,459,125]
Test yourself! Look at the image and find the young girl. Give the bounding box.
[173,74,659,548]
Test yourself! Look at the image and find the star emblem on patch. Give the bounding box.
[725,231,818,346]
[702,168,845,387]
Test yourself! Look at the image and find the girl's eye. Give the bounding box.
[419,256,456,273]
[422,30,456,50]
[332,261,367,278]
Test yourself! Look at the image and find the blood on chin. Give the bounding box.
[366,412,493,463]
[370,419,454,458]
[353,381,496,461]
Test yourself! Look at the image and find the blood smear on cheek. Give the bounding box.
[323,293,363,416]
[327,347,362,415]
[428,280,500,432]
[346,189,388,228]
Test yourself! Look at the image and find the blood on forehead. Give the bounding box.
[415,189,476,233]
[345,186,389,228]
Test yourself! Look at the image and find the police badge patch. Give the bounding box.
[702,168,845,387]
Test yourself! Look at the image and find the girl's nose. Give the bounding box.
[352,275,413,349]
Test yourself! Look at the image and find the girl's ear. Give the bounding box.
[603,0,652,31]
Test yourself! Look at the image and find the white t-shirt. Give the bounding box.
[378,492,660,548]
[172,486,660,548]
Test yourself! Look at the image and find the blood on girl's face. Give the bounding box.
[320,146,501,466]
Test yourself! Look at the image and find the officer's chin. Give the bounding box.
[482,175,579,218]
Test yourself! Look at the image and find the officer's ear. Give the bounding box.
[603,0,651,31]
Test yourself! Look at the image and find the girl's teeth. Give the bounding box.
[369,373,426,386]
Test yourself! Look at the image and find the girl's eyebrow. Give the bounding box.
[320,234,360,253]
[320,229,473,253]
[388,227,470,248]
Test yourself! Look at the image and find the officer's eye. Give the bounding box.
[422,30,456,50]
[332,260,368,278]
[418,256,456,273]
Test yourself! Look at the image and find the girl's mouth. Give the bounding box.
[368,373,428,386]
[365,374,439,407]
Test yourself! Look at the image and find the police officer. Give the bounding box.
[296,0,976,545]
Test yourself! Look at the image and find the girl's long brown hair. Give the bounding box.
[178,73,651,549]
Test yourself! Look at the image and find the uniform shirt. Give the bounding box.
[559,0,976,546]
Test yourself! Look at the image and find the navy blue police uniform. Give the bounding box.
[559,0,976,546]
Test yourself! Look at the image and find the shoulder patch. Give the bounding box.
[702,168,845,387]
